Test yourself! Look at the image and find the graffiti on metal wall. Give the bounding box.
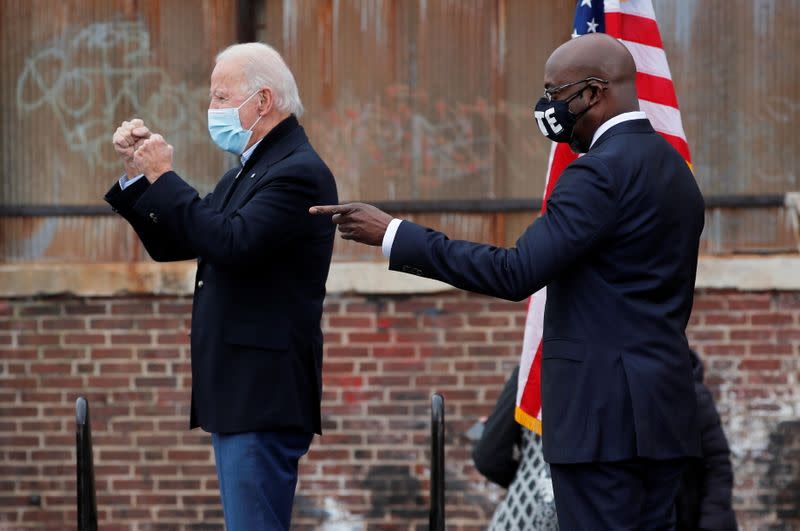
[305,85,543,199]
[16,19,209,172]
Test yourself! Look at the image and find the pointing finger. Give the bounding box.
[309,205,351,216]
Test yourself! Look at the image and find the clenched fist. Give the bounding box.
[133,134,174,184]
[112,119,151,177]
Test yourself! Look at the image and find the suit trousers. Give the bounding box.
[211,430,313,531]
[550,458,687,531]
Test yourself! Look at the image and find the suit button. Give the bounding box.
[149,212,158,223]
[197,280,204,288]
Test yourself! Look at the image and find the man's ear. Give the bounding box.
[258,88,274,116]
[587,83,606,105]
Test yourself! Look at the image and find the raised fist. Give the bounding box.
[112,118,151,176]
[133,133,174,183]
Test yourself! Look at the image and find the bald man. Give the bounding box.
[312,33,704,528]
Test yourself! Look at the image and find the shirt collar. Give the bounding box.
[240,138,262,165]
[590,111,648,149]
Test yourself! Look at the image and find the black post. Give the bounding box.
[76,397,98,531]
[430,393,445,531]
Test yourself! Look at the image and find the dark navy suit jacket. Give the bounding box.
[105,116,337,435]
[390,119,704,464]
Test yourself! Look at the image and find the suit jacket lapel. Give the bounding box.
[223,120,308,213]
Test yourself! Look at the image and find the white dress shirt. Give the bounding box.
[380,111,650,258]
[118,138,263,190]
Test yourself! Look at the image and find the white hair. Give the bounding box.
[216,42,304,117]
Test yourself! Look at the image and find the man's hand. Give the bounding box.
[309,203,393,246]
[133,134,174,184]
[112,118,151,177]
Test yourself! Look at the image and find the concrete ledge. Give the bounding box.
[1,256,799,298]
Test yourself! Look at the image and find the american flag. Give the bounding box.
[514,0,693,433]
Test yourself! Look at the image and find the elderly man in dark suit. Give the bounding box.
[311,33,704,530]
[106,42,337,530]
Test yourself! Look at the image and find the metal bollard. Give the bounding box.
[76,397,98,531]
[430,393,445,531]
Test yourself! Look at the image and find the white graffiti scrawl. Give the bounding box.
[16,19,209,171]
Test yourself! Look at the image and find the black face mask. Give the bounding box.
[533,87,590,144]
[533,77,607,151]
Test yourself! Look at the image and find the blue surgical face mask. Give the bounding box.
[207,90,263,155]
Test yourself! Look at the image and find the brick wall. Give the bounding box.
[0,289,798,530]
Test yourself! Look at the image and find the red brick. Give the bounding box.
[17,334,60,346]
[751,312,793,326]
[377,316,418,329]
[110,333,152,345]
[19,305,60,317]
[774,293,800,309]
[372,345,415,358]
[325,346,370,358]
[444,330,487,342]
[701,344,746,356]
[705,313,747,325]
[135,318,184,330]
[367,375,412,386]
[730,329,775,341]
[491,330,524,342]
[41,318,85,330]
[348,332,391,343]
[330,316,375,328]
[166,449,210,461]
[134,377,176,388]
[64,333,106,345]
[0,319,36,330]
[383,360,426,373]
[86,376,130,388]
[466,315,511,327]
[750,343,794,355]
[739,359,782,371]
[416,374,459,386]
[158,302,193,314]
[155,332,189,345]
[110,303,156,315]
[0,347,37,360]
[30,363,71,375]
[727,296,772,310]
[138,347,181,359]
[441,301,485,313]
[64,303,107,316]
[99,362,141,374]
[41,347,86,359]
[325,361,355,373]
[395,331,438,343]
[393,300,439,313]
[90,318,136,330]
[417,314,463,328]
[692,298,728,311]
[92,347,133,359]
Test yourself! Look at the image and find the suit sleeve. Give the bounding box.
[472,366,522,488]
[104,177,198,262]
[131,170,317,266]
[389,156,618,301]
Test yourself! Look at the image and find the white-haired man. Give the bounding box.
[105,42,338,530]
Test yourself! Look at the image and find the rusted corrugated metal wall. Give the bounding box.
[0,0,238,261]
[1,0,797,262]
